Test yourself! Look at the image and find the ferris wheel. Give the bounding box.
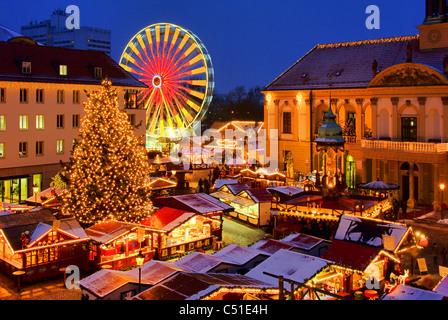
[119,23,214,140]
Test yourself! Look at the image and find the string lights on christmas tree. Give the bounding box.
[62,79,152,226]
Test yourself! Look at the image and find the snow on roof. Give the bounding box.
[213,179,239,189]
[210,191,255,207]
[381,284,446,300]
[140,207,194,232]
[334,214,408,250]
[58,218,89,239]
[133,272,273,300]
[238,189,273,203]
[174,252,236,273]
[79,269,138,298]
[250,238,294,255]
[267,186,304,196]
[245,249,332,287]
[433,274,448,296]
[213,244,270,265]
[85,220,135,244]
[29,222,51,243]
[281,233,327,251]
[219,183,250,195]
[128,260,189,285]
[153,193,232,214]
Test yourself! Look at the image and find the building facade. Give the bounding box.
[21,9,111,55]
[0,35,146,204]
[263,0,448,210]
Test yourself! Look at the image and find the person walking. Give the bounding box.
[442,246,448,266]
[432,242,439,268]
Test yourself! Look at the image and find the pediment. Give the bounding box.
[368,63,448,87]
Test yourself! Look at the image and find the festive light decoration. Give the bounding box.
[61,80,153,226]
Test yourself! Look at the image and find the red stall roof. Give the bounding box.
[140,207,195,232]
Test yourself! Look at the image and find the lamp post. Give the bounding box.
[440,183,445,216]
[136,250,145,293]
[32,185,39,207]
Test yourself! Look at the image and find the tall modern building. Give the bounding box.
[21,9,111,55]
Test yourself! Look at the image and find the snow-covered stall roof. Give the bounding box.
[333,214,409,251]
[213,179,239,189]
[267,186,304,196]
[174,252,237,273]
[128,260,189,285]
[79,269,138,298]
[245,249,333,287]
[85,220,136,244]
[381,284,447,300]
[433,274,448,296]
[153,193,233,215]
[140,207,195,233]
[213,244,270,265]
[132,272,274,300]
[250,238,294,255]
[281,233,328,251]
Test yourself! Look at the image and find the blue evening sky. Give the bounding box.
[0,0,423,93]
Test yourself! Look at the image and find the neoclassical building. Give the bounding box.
[263,0,448,209]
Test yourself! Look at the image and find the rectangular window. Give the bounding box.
[56,140,64,154]
[57,90,64,104]
[0,143,4,158]
[20,88,28,103]
[36,115,44,129]
[0,115,5,131]
[283,112,292,134]
[56,115,64,129]
[0,88,5,103]
[22,61,31,74]
[19,141,27,157]
[73,90,80,104]
[72,114,80,128]
[36,89,44,103]
[59,65,68,76]
[19,115,28,130]
[94,67,103,78]
[35,141,43,156]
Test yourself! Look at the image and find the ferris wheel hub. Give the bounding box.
[152,75,162,89]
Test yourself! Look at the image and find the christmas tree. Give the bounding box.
[62,79,152,226]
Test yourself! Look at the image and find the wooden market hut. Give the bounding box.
[85,220,161,270]
[240,168,294,188]
[152,193,233,240]
[140,207,222,260]
[0,208,90,281]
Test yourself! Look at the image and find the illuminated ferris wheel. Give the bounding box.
[119,23,214,140]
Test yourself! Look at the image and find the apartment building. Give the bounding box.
[0,33,146,204]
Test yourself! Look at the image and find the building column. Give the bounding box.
[362,159,368,183]
[418,97,426,142]
[370,98,378,139]
[434,164,441,211]
[372,159,378,181]
[384,160,389,183]
[391,97,399,140]
[407,162,417,208]
[442,97,448,142]
[355,98,364,142]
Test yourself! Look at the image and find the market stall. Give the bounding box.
[85,220,160,270]
[140,207,222,260]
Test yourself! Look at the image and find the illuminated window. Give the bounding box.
[20,88,28,103]
[19,141,28,157]
[47,231,58,242]
[22,61,31,74]
[56,140,64,154]
[36,115,44,129]
[19,115,28,130]
[59,65,68,76]
[128,114,136,126]
[0,143,4,158]
[0,115,5,131]
[57,90,64,104]
[36,89,44,103]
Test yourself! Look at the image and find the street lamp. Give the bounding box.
[32,185,39,207]
[136,250,145,293]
